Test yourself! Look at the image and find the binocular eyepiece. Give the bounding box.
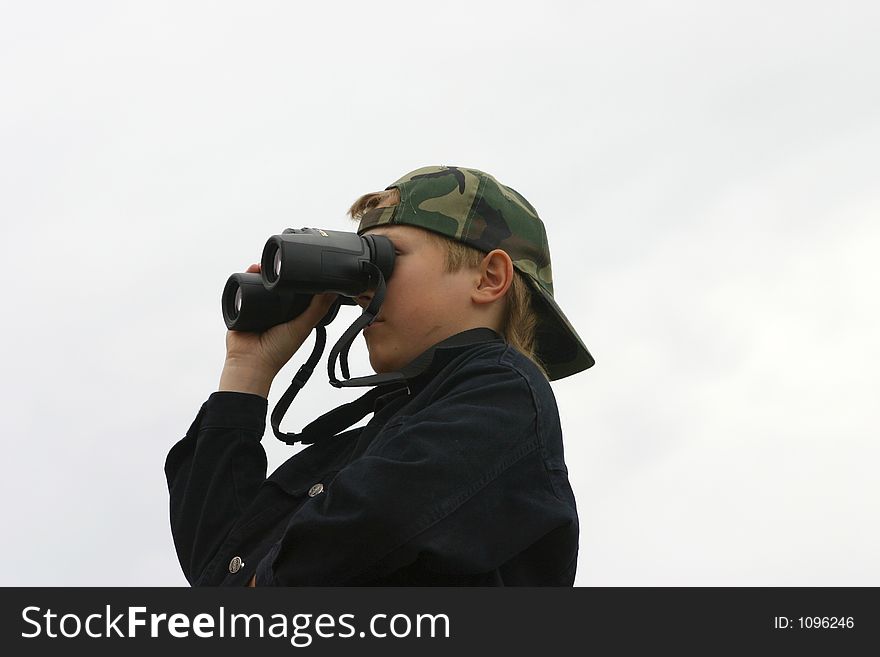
[222,228,395,333]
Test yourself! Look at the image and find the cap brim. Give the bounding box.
[525,277,595,380]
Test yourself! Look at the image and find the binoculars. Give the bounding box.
[222,228,395,333]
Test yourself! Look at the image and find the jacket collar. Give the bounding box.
[278,327,503,446]
[403,327,503,394]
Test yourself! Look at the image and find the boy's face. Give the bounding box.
[356,225,479,374]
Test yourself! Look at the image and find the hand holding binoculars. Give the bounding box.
[221,228,395,333]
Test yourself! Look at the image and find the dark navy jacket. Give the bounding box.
[165,333,579,586]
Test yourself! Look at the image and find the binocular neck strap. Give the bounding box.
[278,383,409,446]
[327,262,404,388]
[271,324,502,445]
[270,324,328,444]
[272,262,396,444]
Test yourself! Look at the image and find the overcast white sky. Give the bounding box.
[1,0,878,586]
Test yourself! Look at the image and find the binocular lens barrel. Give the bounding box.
[260,228,393,296]
[222,273,312,332]
[221,228,394,333]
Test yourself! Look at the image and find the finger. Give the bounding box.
[296,293,337,327]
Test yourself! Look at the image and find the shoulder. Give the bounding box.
[415,340,560,436]
[437,340,556,403]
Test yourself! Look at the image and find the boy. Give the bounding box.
[165,165,594,585]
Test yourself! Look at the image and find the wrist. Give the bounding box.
[219,359,275,398]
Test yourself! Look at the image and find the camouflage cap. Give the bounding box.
[357,165,594,380]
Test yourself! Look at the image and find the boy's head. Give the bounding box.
[348,165,594,380]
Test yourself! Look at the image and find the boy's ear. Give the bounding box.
[473,249,514,305]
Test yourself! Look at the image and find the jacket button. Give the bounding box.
[229,556,245,574]
[308,483,324,497]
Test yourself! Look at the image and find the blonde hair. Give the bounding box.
[348,189,547,377]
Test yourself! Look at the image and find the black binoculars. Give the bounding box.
[222,228,395,333]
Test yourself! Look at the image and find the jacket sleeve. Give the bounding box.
[164,391,269,584]
[253,358,576,585]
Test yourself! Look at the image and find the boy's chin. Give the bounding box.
[368,355,395,375]
[367,348,405,375]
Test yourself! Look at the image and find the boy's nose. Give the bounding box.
[355,292,373,310]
